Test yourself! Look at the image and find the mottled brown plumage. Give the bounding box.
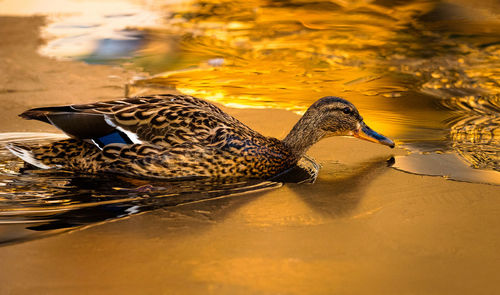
[8,94,394,180]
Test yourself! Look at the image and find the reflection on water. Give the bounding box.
[1,0,163,63]
[446,97,499,171]
[289,157,395,217]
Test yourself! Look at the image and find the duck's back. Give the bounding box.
[22,94,259,148]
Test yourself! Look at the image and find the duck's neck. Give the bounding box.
[282,112,326,160]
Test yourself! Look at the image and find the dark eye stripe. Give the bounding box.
[323,106,358,117]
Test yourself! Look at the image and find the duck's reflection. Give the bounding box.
[0,173,279,246]
[288,156,394,217]
[0,156,393,246]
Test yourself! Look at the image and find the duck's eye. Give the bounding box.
[342,108,351,115]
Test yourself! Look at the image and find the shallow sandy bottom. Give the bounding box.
[0,16,499,295]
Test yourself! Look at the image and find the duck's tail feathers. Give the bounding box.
[19,106,75,123]
[4,143,54,169]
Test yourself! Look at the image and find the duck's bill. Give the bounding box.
[354,122,395,148]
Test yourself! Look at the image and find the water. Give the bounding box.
[1,0,499,246]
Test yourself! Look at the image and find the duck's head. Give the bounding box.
[283,96,395,157]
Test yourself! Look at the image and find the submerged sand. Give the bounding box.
[0,16,499,295]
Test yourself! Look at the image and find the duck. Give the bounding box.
[7,94,394,180]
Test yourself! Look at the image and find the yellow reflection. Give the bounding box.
[129,0,442,141]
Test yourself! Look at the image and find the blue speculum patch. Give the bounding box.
[95,131,132,147]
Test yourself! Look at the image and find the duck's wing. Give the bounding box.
[20,94,259,149]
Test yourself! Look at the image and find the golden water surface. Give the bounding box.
[1,1,500,294]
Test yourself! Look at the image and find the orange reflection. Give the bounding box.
[129,0,442,142]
